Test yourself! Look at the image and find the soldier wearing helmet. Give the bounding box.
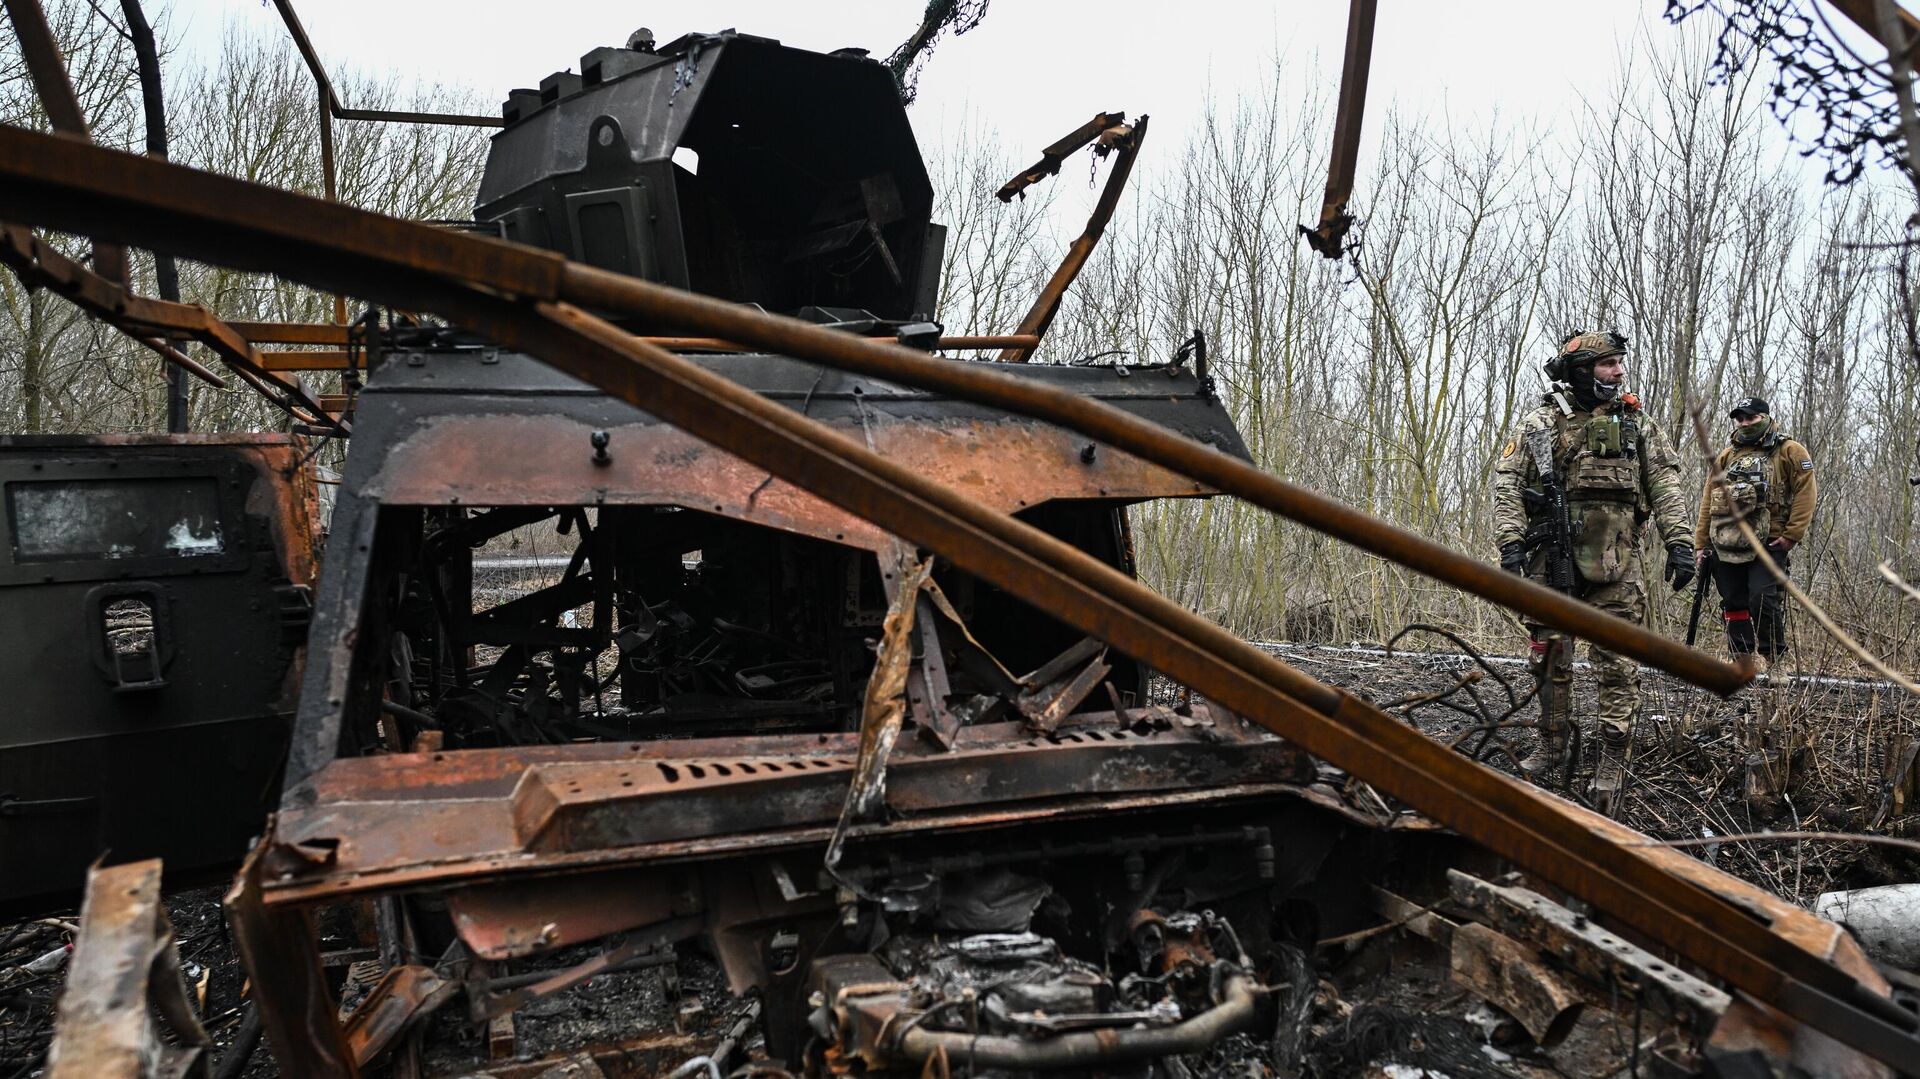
[1692,396,1816,674]
[1493,331,1696,809]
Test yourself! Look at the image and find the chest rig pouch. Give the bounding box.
[1709,448,1772,563]
[1562,413,1641,502]
[1560,411,1643,584]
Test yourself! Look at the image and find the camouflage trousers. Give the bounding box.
[1527,578,1646,739]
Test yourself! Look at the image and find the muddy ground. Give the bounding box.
[5,643,1916,1078]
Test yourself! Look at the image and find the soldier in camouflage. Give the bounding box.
[1493,332,1696,807]
[1693,395,1817,675]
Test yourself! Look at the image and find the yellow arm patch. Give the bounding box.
[1500,439,1516,459]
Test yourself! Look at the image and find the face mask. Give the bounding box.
[1565,365,1601,408]
[1737,418,1769,441]
[1592,379,1620,402]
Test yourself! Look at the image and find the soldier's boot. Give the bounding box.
[1520,636,1572,777]
[1591,726,1630,815]
[1757,588,1788,671]
[1726,610,1766,682]
[1521,722,1570,776]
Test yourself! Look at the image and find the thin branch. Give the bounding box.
[1382,668,1483,713]
[1631,830,1920,854]
[1880,560,1920,604]
[81,0,133,43]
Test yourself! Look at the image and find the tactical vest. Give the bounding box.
[1558,407,1643,504]
[1553,404,1645,584]
[1707,433,1787,564]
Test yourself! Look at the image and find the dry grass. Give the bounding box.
[1274,636,1920,908]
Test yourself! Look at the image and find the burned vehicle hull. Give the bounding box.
[251,330,1359,1070]
[0,434,316,913]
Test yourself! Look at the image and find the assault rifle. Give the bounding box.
[1520,428,1577,593]
[1686,552,1715,647]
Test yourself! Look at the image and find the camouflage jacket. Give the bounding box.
[1492,392,1692,584]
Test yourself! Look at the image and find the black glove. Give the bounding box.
[1664,543,1696,592]
[1500,541,1528,576]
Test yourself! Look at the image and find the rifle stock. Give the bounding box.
[1522,428,1577,594]
[1686,554,1715,646]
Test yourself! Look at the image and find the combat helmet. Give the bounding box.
[1544,330,1627,381]
[1545,330,1628,408]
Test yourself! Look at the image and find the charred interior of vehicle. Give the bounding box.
[277,311,1412,1074]
[340,364,1181,752]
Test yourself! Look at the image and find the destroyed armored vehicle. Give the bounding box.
[233,30,1477,1075]
[0,434,317,913]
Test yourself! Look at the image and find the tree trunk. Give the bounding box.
[120,0,188,432]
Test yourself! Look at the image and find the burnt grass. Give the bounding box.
[5,646,1917,1078]
[1267,641,1920,906]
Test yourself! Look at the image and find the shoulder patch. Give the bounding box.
[1800,459,1813,470]
[1501,439,1516,459]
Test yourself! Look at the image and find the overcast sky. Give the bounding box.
[171,2,1696,177]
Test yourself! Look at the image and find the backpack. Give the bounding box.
[1707,442,1778,563]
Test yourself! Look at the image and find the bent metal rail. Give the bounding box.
[0,125,1913,1070]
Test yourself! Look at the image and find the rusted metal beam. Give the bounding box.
[270,0,502,128]
[1303,0,1377,259]
[46,859,211,1079]
[996,110,1128,202]
[0,122,1735,692]
[998,117,1147,361]
[452,334,1046,356]
[1825,0,1920,66]
[0,224,344,431]
[640,334,1043,353]
[2,0,126,283]
[251,336,1039,367]
[259,349,351,371]
[225,840,357,1079]
[556,263,1746,694]
[231,320,353,345]
[1448,869,1732,1036]
[135,336,226,387]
